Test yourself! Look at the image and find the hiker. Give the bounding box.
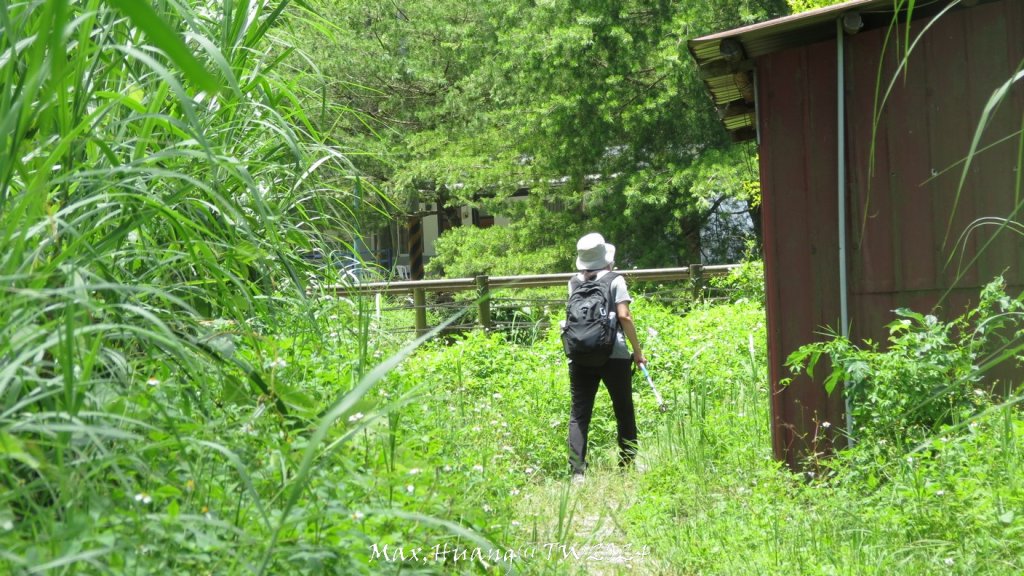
[565,232,647,480]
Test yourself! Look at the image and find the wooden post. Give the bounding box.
[476,275,492,330]
[413,287,427,336]
[690,264,704,301]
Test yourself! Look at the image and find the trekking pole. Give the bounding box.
[640,364,668,413]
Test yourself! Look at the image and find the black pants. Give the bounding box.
[568,358,637,475]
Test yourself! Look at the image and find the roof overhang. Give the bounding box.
[688,0,995,141]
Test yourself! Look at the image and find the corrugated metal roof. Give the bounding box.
[690,0,890,61]
[687,0,996,141]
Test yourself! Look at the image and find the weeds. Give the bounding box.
[0,0,381,572]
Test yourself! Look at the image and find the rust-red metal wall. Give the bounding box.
[758,0,1024,469]
[759,38,845,468]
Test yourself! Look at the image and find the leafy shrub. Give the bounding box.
[786,276,1024,452]
[707,258,765,305]
[426,217,578,278]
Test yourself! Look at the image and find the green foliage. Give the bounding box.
[616,295,1024,575]
[320,296,770,572]
[786,276,1024,452]
[295,0,786,267]
[438,0,785,266]
[427,200,582,277]
[786,0,846,12]
[708,250,766,305]
[0,0,393,572]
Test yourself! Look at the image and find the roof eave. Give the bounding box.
[687,0,995,142]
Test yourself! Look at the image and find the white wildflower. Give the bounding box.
[405,485,415,494]
[147,377,160,387]
[352,511,365,521]
[473,464,484,473]
[348,412,364,423]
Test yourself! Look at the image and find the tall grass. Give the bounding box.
[0,0,378,571]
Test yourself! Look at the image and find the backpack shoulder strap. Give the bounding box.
[599,272,619,315]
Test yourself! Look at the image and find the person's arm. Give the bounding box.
[616,301,647,367]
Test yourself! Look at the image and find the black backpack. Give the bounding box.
[561,272,619,366]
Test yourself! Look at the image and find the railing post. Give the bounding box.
[413,287,427,336]
[476,275,492,330]
[690,263,704,301]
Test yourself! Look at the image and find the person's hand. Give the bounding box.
[633,350,647,367]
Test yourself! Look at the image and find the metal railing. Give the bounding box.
[328,264,741,336]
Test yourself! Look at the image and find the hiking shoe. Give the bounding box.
[572,474,585,486]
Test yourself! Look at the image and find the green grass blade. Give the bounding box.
[102,0,220,93]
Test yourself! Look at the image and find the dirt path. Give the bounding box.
[512,463,664,575]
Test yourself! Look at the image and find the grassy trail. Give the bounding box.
[511,446,681,576]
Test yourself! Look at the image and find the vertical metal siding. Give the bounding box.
[759,40,845,469]
[846,0,1024,350]
[966,2,1022,285]
[759,0,1024,468]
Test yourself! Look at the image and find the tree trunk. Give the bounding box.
[747,200,763,255]
[679,211,703,265]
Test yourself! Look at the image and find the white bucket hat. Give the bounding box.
[575,233,616,270]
